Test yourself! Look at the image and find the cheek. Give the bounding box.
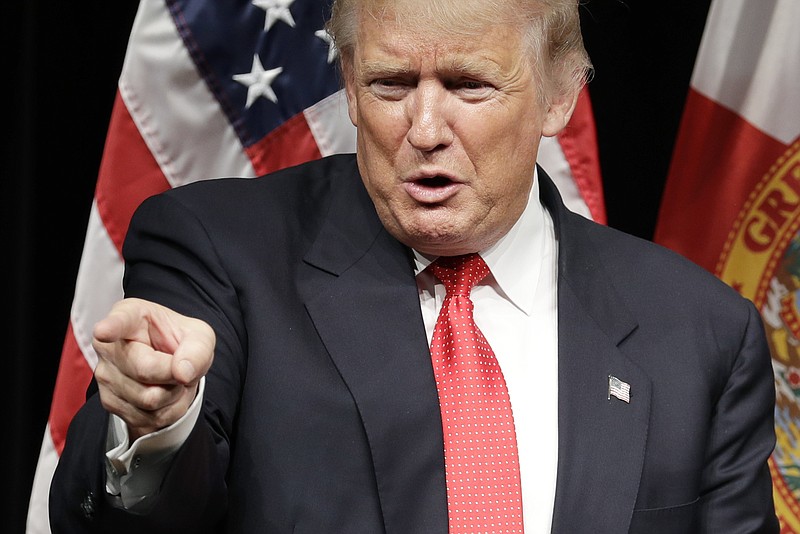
[492,116,542,175]
[358,113,409,167]
[357,95,407,134]
[356,140,399,206]
[465,123,537,179]
[463,101,539,150]
[462,116,539,199]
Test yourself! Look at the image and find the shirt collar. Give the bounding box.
[413,168,548,315]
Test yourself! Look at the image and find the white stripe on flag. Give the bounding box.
[122,0,255,187]
[304,90,357,157]
[70,202,125,370]
[26,426,59,534]
[537,135,592,220]
[691,0,800,144]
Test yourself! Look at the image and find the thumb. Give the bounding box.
[171,319,216,385]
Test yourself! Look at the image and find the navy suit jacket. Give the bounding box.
[50,154,778,533]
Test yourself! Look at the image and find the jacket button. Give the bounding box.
[80,491,96,519]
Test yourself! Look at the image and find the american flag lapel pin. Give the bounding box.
[608,375,631,403]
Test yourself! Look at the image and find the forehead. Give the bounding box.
[353,3,526,69]
[357,0,525,43]
[375,0,512,23]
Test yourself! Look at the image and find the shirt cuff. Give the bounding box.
[105,377,205,510]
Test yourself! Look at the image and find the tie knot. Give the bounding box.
[431,253,490,297]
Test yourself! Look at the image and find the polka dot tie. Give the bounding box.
[430,254,524,533]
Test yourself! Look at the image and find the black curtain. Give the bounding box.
[7,3,140,532]
[6,1,710,532]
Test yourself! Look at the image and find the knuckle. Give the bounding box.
[150,410,177,431]
[98,392,120,415]
[138,386,167,412]
[92,339,113,362]
[93,362,109,384]
[129,348,169,383]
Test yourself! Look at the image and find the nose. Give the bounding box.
[406,82,454,152]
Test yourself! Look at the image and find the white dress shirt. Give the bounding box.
[107,171,560,532]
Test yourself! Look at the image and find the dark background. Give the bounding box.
[6,1,712,531]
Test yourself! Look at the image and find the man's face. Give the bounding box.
[344,7,573,256]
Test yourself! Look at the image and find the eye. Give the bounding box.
[450,78,494,100]
[461,80,488,90]
[374,78,401,87]
[369,78,412,99]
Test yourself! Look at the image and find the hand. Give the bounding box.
[92,298,216,441]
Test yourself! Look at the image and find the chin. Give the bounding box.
[402,230,480,256]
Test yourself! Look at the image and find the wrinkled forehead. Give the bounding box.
[356,0,526,43]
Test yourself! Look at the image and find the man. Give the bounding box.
[49,0,779,532]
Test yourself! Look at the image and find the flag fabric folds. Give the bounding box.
[25,1,604,531]
[654,0,800,529]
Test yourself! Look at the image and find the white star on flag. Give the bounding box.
[315,29,338,64]
[253,0,296,32]
[233,55,283,108]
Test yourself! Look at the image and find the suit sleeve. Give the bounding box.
[49,192,245,533]
[699,301,779,532]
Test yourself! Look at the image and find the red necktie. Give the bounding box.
[430,254,524,533]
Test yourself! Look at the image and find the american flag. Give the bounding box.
[608,375,631,404]
[26,1,604,531]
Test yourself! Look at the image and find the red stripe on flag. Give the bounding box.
[47,324,94,454]
[558,88,606,224]
[655,89,787,272]
[246,112,323,177]
[95,92,172,254]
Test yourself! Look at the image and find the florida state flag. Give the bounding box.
[654,0,800,528]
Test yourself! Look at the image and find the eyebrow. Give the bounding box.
[358,56,504,80]
[358,59,414,79]
[442,57,504,79]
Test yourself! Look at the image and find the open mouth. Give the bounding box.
[416,176,453,187]
[404,174,462,204]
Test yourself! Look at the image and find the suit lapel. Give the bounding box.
[300,160,448,533]
[540,170,652,533]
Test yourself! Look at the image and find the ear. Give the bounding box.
[342,59,359,127]
[541,86,580,138]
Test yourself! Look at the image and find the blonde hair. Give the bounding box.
[326,0,592,103]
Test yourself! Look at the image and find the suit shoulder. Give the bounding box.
[570,212,752,313]
[128,154,361,251]
[148,153,359,209]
